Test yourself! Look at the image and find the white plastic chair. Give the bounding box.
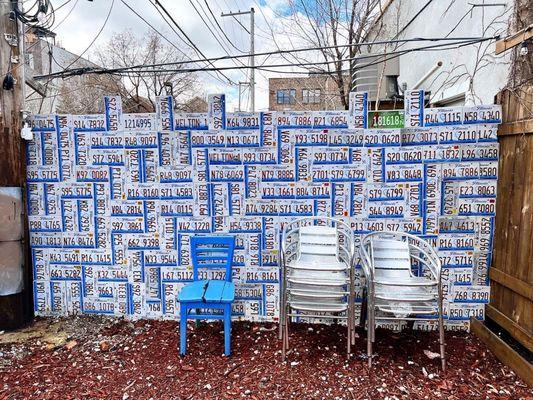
[359,231,446,370]
[280,217,355,358]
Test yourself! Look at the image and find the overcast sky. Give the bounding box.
[47,0,311,111]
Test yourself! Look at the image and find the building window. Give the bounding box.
[276,89,296,104]
[303,89,321,104]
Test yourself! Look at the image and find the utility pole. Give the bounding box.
[221,8,255,112]
[237,81,249,112]
[250,7,254,112]
[238,82,242,111]
[0,0,32,330]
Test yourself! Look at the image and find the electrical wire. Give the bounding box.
[33,39,490,108]
[187,0,247,68]
[123,38,491,76]
[5,1,76,80]
[202,0,247,54]
[50,0,77,31]
[119,0,233,87]
[203,0,247,54]
[151,0,236,85]
[13,0,58,29]
[29,0,114,106]
[13,0,48,24]
[34,36,495,80]
[34,35,496,80]
[59,0,114,71]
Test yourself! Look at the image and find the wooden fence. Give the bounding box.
[471,86,532,386]
[491,86,532,354]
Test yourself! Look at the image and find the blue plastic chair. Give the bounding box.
[178,236,236,356]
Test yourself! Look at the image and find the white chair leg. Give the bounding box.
[284,311,290,351]
[438,301,446,372]
[281,321,286,361]
[367,332,372,367]
[278,304,284,340]
[347,304,352,358]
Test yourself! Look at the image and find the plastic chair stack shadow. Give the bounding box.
[178,236,236,356]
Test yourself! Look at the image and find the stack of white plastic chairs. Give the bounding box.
[279,217,355,358]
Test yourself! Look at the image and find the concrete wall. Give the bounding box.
[366,0,513,105]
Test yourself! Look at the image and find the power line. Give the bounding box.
[50,0,78,31]
[117,36,499,71]
[119,0,230,87]
[146,0,233,85]
[394,0,434,40]
[35,37,493,80]
[187,0,247,68]
[60,0,114,71]
[27,0,114,107]
[227,12,250,34]
[14,0,56,29]
[115,39,485,75]
[221,8,255,111]
[120,0,186,57]
[202,0,247,54]
[35,35,496,79]
[35,36,495,80]
[151,0,236,84]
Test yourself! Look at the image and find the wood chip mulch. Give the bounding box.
[0,317,530,399]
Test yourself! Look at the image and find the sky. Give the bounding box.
[44,0,314,112]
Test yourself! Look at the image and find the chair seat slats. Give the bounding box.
[287,260,348,271]
[374,279,437,286]
[203,281,235,303]
[300,235,337,245]
[299,243,338,255]
[375,293,437,302]
[288,277,348,286]
[288,289,348,298]
[289,302,348,312]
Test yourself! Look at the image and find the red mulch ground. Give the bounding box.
[0,317,530,399]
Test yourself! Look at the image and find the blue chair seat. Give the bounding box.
[178,280,209,303]
[178,280,235,303]
[204,281,235,303]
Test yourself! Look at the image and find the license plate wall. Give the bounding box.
[27,93,501,331]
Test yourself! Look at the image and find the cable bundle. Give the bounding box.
[13,0,55,29]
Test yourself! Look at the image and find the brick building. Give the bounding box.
[268,75,348,111]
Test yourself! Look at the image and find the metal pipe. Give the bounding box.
[412,60,443,90]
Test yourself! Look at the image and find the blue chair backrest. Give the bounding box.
[190,236,235,282]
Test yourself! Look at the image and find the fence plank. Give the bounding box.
[498,119,533,136]
[470,317,533,387]
[489,269,533,301]
[516,136,533,282]
[490,86,532,368]
[487,304,533,351]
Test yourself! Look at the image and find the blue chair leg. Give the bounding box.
[180,304,188,355]
[195,308,201,328]
[224,303,231,356]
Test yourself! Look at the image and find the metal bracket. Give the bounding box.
[4,33,18,47]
